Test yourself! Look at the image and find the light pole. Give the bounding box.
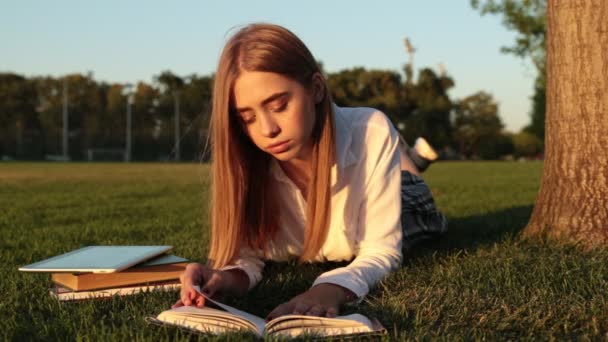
[123,84,134,162]
[403,37,416,72]
[62,77,69,160]
[174,90,180,161]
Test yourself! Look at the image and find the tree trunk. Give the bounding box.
[524,0,608,246]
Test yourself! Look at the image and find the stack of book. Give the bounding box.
[19,246,188,301]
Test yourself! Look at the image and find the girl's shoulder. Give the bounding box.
[334,104,398,146]
[333,104,399,172]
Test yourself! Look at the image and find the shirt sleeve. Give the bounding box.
[311,112,403,302]
[219,247,265,291]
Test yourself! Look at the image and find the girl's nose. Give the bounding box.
[258,113,280,138]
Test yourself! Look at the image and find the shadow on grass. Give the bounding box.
[222,206,536,314]
[404,205,534,263]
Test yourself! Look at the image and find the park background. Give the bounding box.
[3,0,607,340]
[1,0,546,162]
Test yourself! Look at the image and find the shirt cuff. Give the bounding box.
[219,264,259,291]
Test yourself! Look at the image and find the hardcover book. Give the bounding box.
[50,282,181,301]
[51,254,188,291]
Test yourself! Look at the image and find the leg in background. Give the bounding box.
[400,170,448,251]
[399,136,438,174]
[399,136,447,252]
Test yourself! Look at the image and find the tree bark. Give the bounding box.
[524,0,608,246]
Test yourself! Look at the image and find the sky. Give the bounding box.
[1,0,539,132]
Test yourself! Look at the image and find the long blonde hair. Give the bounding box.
[207,23,336,268]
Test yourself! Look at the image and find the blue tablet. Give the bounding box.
[18,245,173,273]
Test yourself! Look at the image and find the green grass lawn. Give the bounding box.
[2,161,607,340]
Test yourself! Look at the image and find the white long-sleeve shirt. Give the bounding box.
[221,103,403,301]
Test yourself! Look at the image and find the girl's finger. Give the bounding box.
[266,302,293,321]
[325,306,338,318]
[195,295,206,308]
[171,299,184,309]
[292,302,311,315]
[180,288,194,306]
[305,304,324,317]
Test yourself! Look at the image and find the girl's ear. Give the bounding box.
[312,72,325,104]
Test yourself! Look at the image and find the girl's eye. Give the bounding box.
[270,102,287,113]
[240,114,255,124]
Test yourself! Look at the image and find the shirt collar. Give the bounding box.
[270,102,358,185]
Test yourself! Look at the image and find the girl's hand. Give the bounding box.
[171,263,226,308]
[265,283,356,321]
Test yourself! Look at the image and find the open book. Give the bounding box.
[147,287,385,338]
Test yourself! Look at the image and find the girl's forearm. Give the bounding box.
[313,283,357,304]
[221,269,250,296]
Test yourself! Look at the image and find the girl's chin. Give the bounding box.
[269,145,302,161]
[271,151,297,161]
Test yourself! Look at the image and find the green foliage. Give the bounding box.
[327,67,403,115]
[471,0,547,145]
[2,162,608,339]
[151,72,213,160]
[0,73,40,158]
[452,91,510,159]
[0,72,214,161]
[513,131,543,157]
[471,0,546,71]
[327,67,455,149]
[402,68,455,148]
[2,65,509,161]
[523,74,546,141]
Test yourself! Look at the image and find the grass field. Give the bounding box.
[2,161,608,340]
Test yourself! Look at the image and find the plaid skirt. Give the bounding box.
[401,171,448,250]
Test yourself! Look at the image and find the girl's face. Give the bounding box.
[232,71,323,162]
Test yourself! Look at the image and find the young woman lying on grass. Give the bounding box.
[173,23,447,320]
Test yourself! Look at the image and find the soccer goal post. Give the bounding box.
[87,148,127,161]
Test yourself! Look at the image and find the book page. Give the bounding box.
[50,282,180,301]
[192,286,267,334]
[157,306,258,333]
[265,314,376,337]
[152,287,385,338]
[268,313,374,327]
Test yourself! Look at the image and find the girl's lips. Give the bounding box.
[267,140,290,153]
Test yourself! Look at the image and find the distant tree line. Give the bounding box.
[0,71,212,161]
[0,63,542,161]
